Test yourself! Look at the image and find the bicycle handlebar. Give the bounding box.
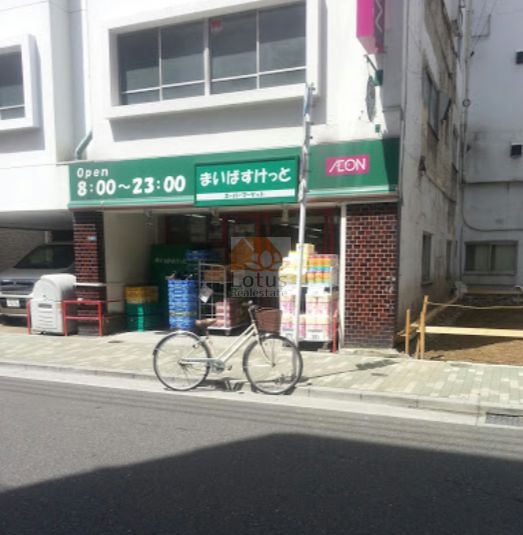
[242,300,257,311]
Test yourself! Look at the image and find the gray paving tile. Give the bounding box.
[1,329,523,411]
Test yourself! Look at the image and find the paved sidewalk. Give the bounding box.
[0,325,523,416]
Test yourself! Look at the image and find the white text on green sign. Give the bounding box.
[195,158,298,206]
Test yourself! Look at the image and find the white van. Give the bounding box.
[0,243,74,319]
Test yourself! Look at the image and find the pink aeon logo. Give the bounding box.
[325,154,370,176]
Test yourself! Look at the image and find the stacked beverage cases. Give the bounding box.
[168,279,198,330]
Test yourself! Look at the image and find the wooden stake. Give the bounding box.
[405,308,411,355]
[419,295,429,359]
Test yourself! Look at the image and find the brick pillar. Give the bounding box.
[345,203,398,347]
[73,212,107,333]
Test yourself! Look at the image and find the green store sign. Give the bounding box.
[68,138,399,208]
[69,155,195,207]
[195,158,298,206]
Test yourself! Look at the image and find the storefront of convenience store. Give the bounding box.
[68,137,400,347]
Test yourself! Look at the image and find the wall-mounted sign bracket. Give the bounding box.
[365,55,383,86]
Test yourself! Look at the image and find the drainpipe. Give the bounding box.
[74,129,92,160]
[74,0,92,161]
[458,0,473,280]
[395,0,410,321]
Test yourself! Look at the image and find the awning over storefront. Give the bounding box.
[67,138,399,210]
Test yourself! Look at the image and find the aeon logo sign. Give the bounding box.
[325,154,370,177]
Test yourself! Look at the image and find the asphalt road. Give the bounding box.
[0,376,522,535]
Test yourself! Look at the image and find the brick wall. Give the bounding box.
[73,212,107,325]
[345,203,398,347]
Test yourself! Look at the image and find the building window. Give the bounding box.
[516,50,523,64]
[465,242,517,274]
[117,2,306,106]
[422,70,439,136]
[510,143,522,158]
[0,51,24,120]
[0,35,39,131]
[118,22,205,105]
[422,232,432,284]
[446,240,453,280]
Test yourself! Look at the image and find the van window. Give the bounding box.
[15,244,74,270]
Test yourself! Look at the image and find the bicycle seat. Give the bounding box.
[195,318,217,328]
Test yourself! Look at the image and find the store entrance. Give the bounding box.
[161,207,340,342]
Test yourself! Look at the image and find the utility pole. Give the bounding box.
[293,83,315,345]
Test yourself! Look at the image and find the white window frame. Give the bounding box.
[464,241,517,275]
[0,35,39,132]
[104,0,320,120]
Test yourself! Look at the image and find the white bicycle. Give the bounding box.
[153,303,303,395]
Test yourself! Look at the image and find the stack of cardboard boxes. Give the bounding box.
[214,298,247,328]
[278,245,338,341]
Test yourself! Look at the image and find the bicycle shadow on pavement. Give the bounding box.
[302,358,398,382]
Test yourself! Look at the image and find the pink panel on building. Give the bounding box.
[356,0,385,54]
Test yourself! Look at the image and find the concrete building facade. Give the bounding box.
[462,0,523,289]
[0,0,473,346]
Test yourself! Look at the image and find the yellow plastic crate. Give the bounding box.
[125,285,159,304]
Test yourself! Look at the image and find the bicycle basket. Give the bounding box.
[255,308,282,333]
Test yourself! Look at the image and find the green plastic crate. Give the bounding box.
[126,314,164,332]
[125,303,162,317]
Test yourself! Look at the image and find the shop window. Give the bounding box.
[421,232,432,284]
[422,70,439,137]
[0,35,39,131]
[168,214,210,245]
[117,2,305,106]
[465,242,517,274]
[166,208,339,265]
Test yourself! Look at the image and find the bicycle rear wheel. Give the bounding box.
[153,331,210,391]
[243,334,303,395]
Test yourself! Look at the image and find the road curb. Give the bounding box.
[294,384,523,416]
[0,360,158,382]
[1,359,523,417]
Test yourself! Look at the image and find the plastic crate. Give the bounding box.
[125,303,162,316]
[125,286,159,304]
[169,316,196,330]
[126,314,163,331]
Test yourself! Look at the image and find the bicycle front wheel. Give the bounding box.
[243,334,303,395]
[153,331,211,391]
